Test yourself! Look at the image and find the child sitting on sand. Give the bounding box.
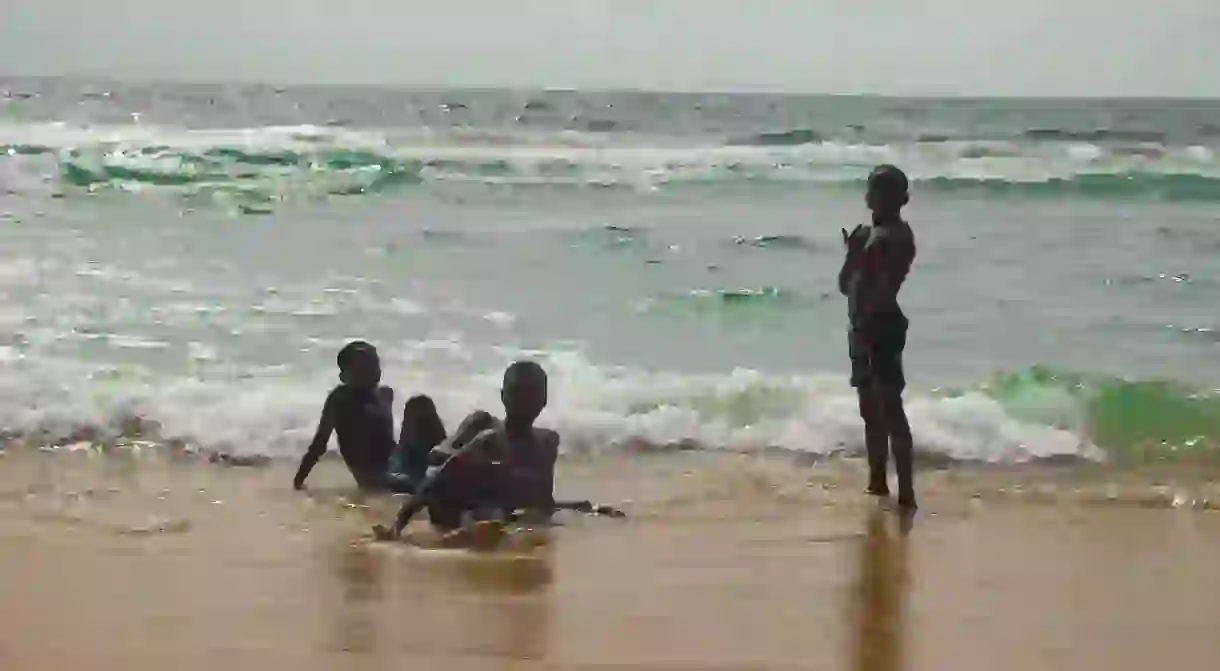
[293,341,397,491]
[374,360,561,539]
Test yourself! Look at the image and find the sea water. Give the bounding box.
[2,77,1218,465]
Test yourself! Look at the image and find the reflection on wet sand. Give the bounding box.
[851,506,913,671]
[320,532,556,664]
[326,540,386,655]
[452,548,555,664]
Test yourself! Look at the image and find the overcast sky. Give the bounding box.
[3,0,1219,96]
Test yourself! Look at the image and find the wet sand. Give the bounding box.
[3,449,1220,670]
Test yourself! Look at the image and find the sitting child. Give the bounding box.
[293,341,397,491]
[374,360,560,538]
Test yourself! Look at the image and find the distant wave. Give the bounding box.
[1023,128,1167,143]
[728,128,823,146]
[729,235,819,251]
[920,173,1220,201]
[2,122,1220,205]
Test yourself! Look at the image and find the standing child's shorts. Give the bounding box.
[849,312,908,391]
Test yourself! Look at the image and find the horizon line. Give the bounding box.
[3,72,1220,102]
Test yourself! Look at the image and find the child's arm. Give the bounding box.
[293,390,338,490]
[378,494,427,540]
[838,226,867,296]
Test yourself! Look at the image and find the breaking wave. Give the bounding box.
[2,122,1219,205]
[2,333,1216,467]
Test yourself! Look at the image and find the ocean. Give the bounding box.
[2,76,1218,466]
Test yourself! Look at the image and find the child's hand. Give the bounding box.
[844,225,868,254]
[372,524,398,541]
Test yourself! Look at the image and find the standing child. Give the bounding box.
[839,165,918,509]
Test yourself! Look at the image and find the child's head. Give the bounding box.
[336,340,381,389]
[401,394,446,448]
[865,164,909,217]
[501,360,548,424]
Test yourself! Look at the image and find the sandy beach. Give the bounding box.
[3,449,1219,670]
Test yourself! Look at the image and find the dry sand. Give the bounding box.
[2,448,1219,670]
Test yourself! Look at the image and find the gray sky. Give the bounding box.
[4,0,1219,96]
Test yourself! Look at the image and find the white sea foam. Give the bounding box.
[0,340,1097,464]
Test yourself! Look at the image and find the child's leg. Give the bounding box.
[852,329,890,496]
[384,471,417,494]
[880,389,914,507]
[858,386,891,496]
[873,315,914,508]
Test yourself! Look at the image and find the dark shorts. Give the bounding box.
[849,313,908,390]
[383,471,419,495]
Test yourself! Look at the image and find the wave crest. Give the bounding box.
[2,122,1219,203]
